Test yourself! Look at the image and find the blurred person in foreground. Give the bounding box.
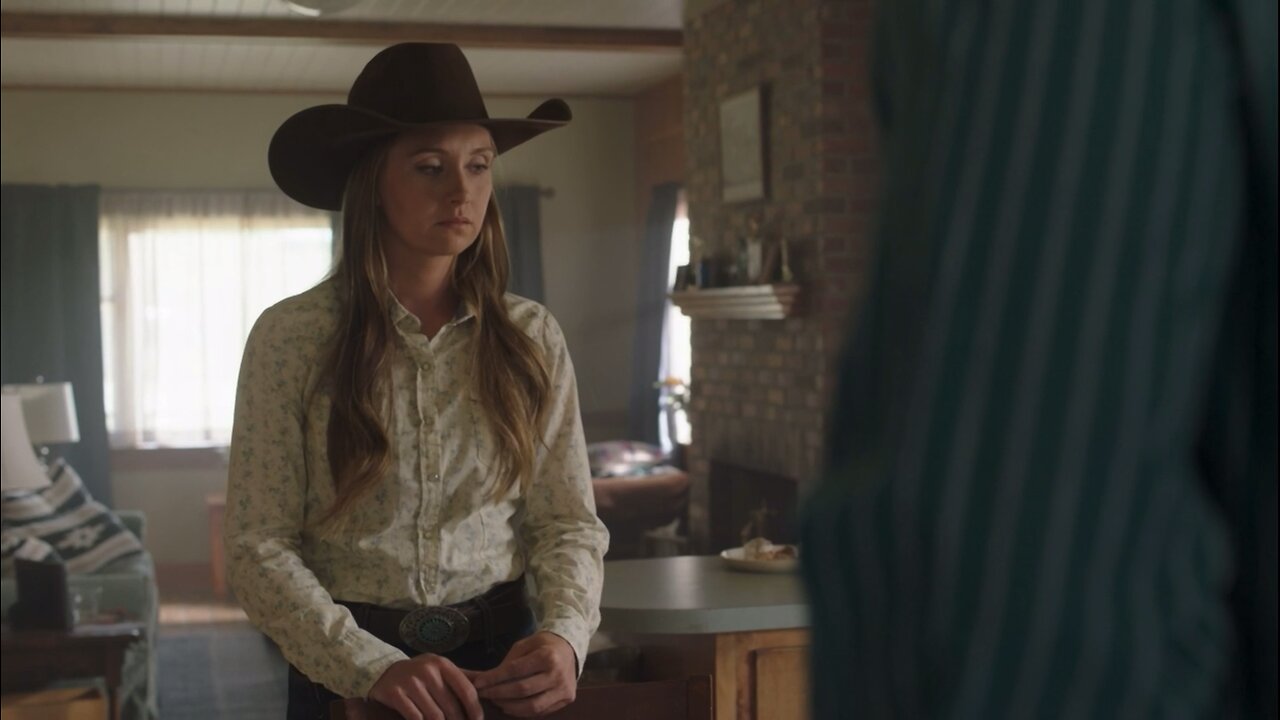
[801,0,1276,717]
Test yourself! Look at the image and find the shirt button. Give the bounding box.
[431,473,440,481]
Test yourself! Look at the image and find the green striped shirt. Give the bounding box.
[802,0,1276,717]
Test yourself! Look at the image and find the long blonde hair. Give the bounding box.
[314,142,551,529]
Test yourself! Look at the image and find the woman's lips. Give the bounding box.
[436,218,471,227]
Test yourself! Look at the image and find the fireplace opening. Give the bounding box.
[708,459,799,551]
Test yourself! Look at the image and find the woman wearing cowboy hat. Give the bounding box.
[223,43,609,720]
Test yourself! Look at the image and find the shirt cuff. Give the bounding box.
[539,620,590,679]
[313,627,407,699]
[349,649,408,700]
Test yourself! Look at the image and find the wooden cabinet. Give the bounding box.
[600,556,810,720]
[631,628,809,720]
[753,642,809,720]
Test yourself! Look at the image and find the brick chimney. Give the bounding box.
[681,0,878,551]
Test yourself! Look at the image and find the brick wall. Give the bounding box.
[682,0,877,551]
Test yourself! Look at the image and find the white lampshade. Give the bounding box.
[5,382,80,445]
[1,393,50,492]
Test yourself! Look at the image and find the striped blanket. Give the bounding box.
[1,459,142,574]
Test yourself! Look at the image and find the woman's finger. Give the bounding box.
[472,653,543,690]
[421,674,466,720]
[386,687,426,720]
[493,688,570,718]
[477,670,556,700]
[406,676,448,720]
[440,665,484,720]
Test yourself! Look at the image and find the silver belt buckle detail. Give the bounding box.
[399,605,470,654]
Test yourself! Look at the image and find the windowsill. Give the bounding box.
[110,445,228,473]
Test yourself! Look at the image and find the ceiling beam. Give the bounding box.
[0,12,683,52]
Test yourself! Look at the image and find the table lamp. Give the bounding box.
[1,392,50,493]
[4,381,80,465]
[1,392,71,630]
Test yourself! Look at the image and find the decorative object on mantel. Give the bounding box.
[669,284,801,320]
[755,239,781,284]
[719,86,768,203]
[740,215,764,283]
[689,235,713,289]
[672,265,692,291]
[722,243,743,286]
[745,237,763,282]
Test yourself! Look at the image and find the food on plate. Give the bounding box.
[742,536,798,561]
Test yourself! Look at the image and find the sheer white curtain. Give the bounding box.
[659,198,692,450]
[99,191,334,448]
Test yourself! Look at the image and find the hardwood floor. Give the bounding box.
[155,563,247,626]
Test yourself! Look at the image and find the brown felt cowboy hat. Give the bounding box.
[269,42,571,211]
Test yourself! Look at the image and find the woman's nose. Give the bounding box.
[445,169,470,204]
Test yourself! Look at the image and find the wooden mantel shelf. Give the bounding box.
[670,284,801,320]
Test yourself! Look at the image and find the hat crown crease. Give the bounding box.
[347,44,490,125]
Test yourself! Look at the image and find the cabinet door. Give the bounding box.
[753,644,809,720]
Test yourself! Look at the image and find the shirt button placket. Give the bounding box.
[415,346,433,600]
[427,353,446,592]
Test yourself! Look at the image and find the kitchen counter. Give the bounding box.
[600,555,808,634]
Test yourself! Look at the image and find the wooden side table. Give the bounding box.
[0,622,144,720]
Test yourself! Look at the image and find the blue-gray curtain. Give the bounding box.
[627,182,681,445]
[1,184,113,505]
[496,185,545,302]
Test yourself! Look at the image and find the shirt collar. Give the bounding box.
[388,292,475,335]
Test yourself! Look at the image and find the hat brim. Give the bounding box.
[269,99,570,211]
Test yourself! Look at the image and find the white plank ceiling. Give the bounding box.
[0,0,686,96]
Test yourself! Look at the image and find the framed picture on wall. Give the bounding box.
[719,87,767,203]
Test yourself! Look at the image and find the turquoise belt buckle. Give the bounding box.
[399,605,470,654]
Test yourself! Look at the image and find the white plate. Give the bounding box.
[719,546,799,573]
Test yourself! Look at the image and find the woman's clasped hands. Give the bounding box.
[368,631,578,720]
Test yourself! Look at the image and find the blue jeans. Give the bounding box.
[286,608,535,720]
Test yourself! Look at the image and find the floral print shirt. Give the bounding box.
[224,279,608,698]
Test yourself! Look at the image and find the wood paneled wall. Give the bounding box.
[635,74,686,223]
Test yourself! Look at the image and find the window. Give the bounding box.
[99,191,333,448]
[658,193,692,450]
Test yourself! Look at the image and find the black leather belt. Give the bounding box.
[338,578,530,655]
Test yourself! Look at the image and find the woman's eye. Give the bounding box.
[469,163,490,173]
[416,165,443,176]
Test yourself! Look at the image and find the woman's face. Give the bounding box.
[377,123,496,261]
